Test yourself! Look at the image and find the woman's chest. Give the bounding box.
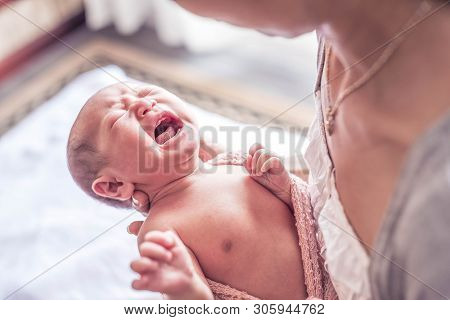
[328,134,406,247]
[319,80,408,248]
[317,46,409,247]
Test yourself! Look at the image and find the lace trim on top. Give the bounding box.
[303,37,371,299]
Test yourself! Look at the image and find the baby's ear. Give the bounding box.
[92,176,134,201]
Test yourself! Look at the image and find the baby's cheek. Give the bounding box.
[137,145,160,175]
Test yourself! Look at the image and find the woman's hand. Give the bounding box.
[128,190,148,241]
[245,143,292,210]
[127,220,144,236]
[131,230,213,299]
[132,190,151,214]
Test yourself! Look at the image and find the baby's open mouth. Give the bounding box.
[154,113,183,145]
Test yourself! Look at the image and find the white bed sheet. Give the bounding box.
[0,66,302,299]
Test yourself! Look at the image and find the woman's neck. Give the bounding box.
[318,0,425,72]
[318,0,450,142]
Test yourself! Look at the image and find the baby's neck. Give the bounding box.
[136,161,211,210]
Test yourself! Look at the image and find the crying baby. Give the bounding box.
[67,82,333,300]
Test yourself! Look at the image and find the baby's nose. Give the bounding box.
[130,99,157,118]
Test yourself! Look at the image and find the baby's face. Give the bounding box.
[89,83,200,189]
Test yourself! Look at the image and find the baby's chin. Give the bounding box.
[167,122,200,157]
[142,152,200,187]
[160,136,200,174]
[175,138,201,170]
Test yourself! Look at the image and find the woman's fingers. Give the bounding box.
[140,241,173,263]
[127,221,144,236]
[132,190,150,213]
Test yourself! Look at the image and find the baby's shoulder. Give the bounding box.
[136,212,173,246]
[138,198,204,237]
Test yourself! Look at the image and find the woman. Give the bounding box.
[129,0,450,299]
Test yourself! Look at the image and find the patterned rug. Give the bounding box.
[0,37,314,137]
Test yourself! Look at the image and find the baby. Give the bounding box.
[67,82,331,300]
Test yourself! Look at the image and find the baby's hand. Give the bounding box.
[245,143,292,210]
[131,230,206,298]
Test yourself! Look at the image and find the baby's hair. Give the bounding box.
[67,98,132,209]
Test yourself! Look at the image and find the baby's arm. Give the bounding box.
[245,143,293,210]
[131,230,213,300]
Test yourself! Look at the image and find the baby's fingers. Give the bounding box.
[256,151,276,176]
[251,149,265,175]
[139,241,173,263]
[130,257,159,274]
[261,157,285,174]
[131,273,169,294]
[248,143,264,157]
[164,230,187,252]
[144,231,175,249]
[131,275,152,291]
[245,154,253,173]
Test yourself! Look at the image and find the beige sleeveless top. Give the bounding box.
[303,37,372,299]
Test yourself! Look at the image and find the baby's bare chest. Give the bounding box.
[176,167,291,227]
[160,168,297,278]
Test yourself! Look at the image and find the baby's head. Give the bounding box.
[67,82,200,208]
